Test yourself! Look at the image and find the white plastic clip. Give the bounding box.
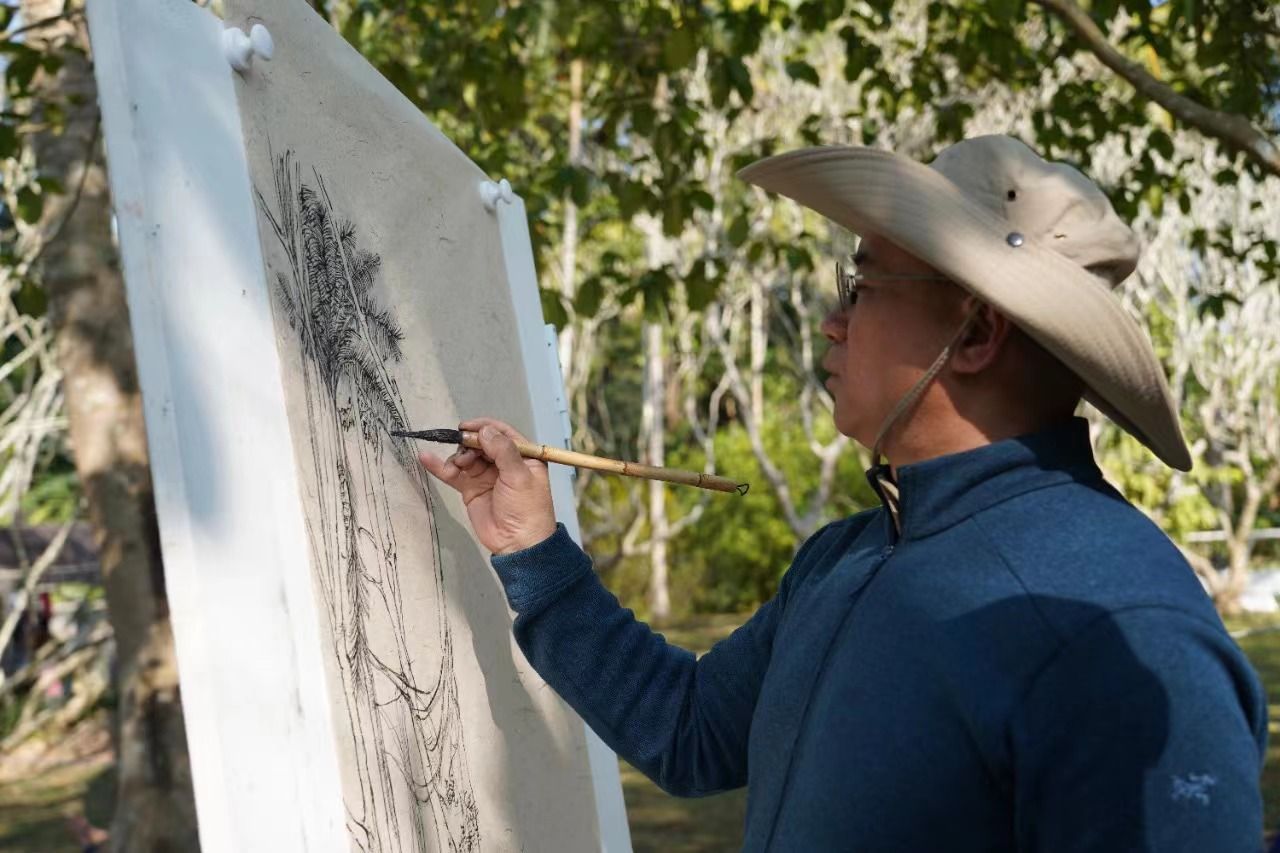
[479,178,515,212]
[224,24,275,74]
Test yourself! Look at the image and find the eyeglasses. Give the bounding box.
[834,256,951,311]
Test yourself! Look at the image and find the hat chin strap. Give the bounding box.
[867,304,982,535]
[870,303,985,467]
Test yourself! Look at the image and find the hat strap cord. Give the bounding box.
[870,303,984,466]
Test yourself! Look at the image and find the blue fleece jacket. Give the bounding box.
[490,419,1268,851]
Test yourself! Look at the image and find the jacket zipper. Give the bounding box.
[761,539,898,850]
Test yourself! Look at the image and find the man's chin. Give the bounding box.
[831,406,877,451]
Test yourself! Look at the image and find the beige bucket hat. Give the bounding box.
[738,134,1192,471]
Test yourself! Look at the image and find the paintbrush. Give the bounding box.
[393,428,748,496]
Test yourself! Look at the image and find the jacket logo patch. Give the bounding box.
[1171,773,1218,806]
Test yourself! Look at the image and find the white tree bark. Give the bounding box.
[557,59,583,376]
[1102,132,1280,612]
[642,320,671,623]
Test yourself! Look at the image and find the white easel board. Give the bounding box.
[87,0,631,849]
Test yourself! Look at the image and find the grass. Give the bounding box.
[0,756,113,852]
[621,614,749,853]
[1225,613,1280,844]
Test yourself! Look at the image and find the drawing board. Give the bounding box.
[87,0,630,849]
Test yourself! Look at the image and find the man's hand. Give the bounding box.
[418,417,557,555]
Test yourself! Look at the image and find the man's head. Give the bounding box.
[741,135,1192,471]
[819,232,1086,464]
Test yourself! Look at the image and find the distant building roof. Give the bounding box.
[0,523,101,594]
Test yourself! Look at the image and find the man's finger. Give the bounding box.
[476,425,531,483]
[422,450,499,503]
[419,451,463,489]
[452,448,486,471]
[460,417,531,446]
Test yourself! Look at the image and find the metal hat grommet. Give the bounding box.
[1006,232,1025,248]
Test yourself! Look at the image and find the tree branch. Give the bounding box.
[1179,544,1221,594]
[1,9,83,45]
[1031,0,1280,177]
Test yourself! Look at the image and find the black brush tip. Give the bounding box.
[390,428,465,444]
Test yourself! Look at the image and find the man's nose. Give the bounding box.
[820,307,847,342]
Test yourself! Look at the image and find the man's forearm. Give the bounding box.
[490,524,757,797]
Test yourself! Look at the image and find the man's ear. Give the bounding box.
[950,300,1012,375]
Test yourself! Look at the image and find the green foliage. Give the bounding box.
[0,6,87,525]
[665,413,874,614]
[18,466,78,524]
[1095,427,1219,540]
[3,0,1275,617]
[325,0,1276,325]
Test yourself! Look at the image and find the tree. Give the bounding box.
[1095,129,1280,612]
[6,0,199,847]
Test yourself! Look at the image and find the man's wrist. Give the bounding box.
[490,523,593,612]
[497,521,558,556]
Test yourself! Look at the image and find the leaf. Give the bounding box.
[684,261,720,311]
[663,27,698,71]
[988,0,1020,23]
[4,53,40,92]
[1146,183,1164,217]
[785,247,812,271]
[727,214,750,247]
[1197,293,1238,320]
[340,9,366,45]
[724,56,754,105]
[689,189,715,211]
[1148,129,1174,160]
[0,122,17,160]
[662,193,687,236]
[13,279,45,317]
[616,180,651,219]
[0,41,38,60]
[709,60,731,109]
[796,0,832,32]
[573,277,603,318]
[639,268,674,321]
[540,288,569,328]
[15,187,42,224]
[632,104,656,136]
[785,60,820,86]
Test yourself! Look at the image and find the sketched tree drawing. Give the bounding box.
[256,150,479,852]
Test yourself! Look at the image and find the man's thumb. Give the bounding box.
[478,426,528,480]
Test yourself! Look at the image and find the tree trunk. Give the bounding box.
[643,322,671,625]
[557,59,583,375]
[750,278,766,428]
[22,4,199,849]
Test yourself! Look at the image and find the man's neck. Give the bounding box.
[883,412,1073,476]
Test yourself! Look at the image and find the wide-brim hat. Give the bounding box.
[738,135,1191,471]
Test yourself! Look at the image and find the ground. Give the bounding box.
[620,614,747,853]
[1,613,1277,851]
[1228,613,1280,845]
[0,710,113,852]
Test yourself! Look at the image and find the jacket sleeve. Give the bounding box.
[489,522,829,797]
[1009,605,1268,851]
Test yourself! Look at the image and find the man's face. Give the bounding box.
[819,233,965,448]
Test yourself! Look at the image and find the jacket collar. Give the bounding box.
[865,417,1105,542]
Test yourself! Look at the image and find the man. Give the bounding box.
[420,136,1267,850]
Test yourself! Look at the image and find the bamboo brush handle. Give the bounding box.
[458,431,747,495]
